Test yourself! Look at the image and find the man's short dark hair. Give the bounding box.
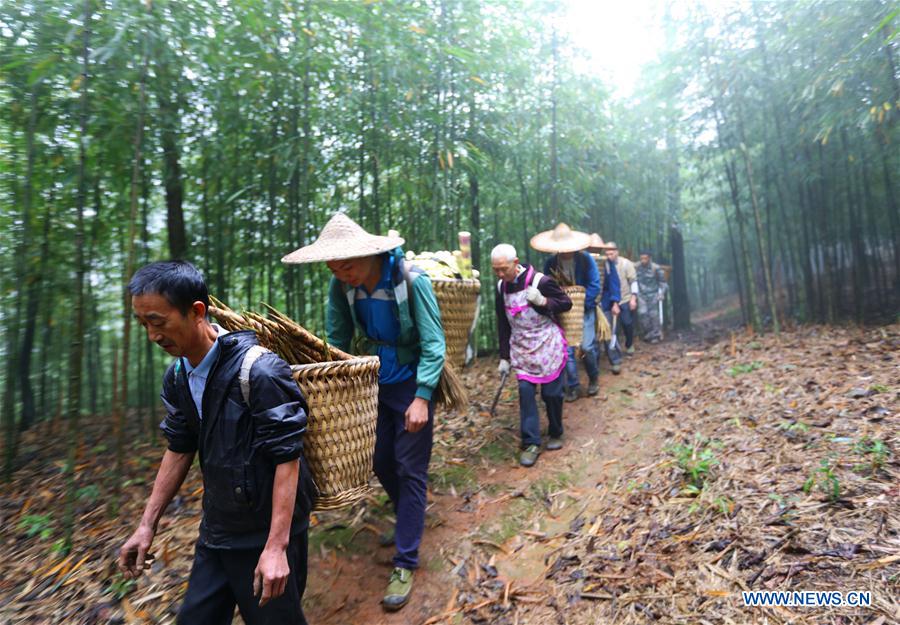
[128,261,209,315]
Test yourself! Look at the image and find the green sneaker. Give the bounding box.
[519,444,540,467]
[383,567,414,611]
[626,346,635,355]
[611,363,622,375]
[546,437,563,451]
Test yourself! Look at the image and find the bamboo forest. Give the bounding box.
[1,0,899,623]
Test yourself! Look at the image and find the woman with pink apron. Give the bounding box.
[492,244,572,467]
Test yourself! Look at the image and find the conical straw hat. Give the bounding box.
[281,213,405,264]
[530,223,591,254]
[588,233,610,252]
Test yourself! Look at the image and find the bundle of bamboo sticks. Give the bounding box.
[208,296,469,413]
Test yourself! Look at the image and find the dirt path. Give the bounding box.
[3,321,895,625]
[304,340,682,625]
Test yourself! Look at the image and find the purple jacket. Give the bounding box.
[495,264,572,360]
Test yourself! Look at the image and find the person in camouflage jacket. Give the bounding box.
[635,251,667,343]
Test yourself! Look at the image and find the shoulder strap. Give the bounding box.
[397,257,422,322]
[532,271,544,289]
[239,345,272,406]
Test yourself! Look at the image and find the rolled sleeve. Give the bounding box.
[159,397,198,454]
[159,368,198,454]
[411,276,446,399]
[326,277,354,353]
[249,353,308,465]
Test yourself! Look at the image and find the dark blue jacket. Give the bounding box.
[600,258,622,312]
[161,330,315,549]
[543,251,601,310]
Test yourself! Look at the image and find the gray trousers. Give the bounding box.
[637,295,662,341]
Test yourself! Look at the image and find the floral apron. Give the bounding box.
[503,267,568,383]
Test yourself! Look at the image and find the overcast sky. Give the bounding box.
[559,0,666,97]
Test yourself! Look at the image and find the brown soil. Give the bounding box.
[8,316,893,625]
[303,340,676,625]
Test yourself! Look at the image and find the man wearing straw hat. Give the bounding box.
[492,243,573,467]
[535,224,600,402]
[119,261,315,625]
[282,213,446,612]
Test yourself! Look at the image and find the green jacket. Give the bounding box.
[326,248,446,401]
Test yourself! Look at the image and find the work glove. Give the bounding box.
[525,286,547,307]
[498,359,511,376]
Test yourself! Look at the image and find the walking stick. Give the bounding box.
[658,296,664,341]
[609,313,619,351]
[490,370,509,417]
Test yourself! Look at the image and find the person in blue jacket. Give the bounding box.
[534,224,600,402]
[599,246,625,373]
[282,213,446,613]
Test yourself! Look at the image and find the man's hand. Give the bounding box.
[629,295,637,311]
[254,545,291,607]
[498,359,511,376]
[525,286,547,307]
[118,524,156,580]
[612,302,621,316]
[405,397,430,433]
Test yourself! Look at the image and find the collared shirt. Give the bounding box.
[182,324,229,419]
[354,254,416,386]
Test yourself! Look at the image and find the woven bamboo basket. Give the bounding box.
[209,300,380,511]
[291,358,379,510]
[431,278,481,370]
[559,285,586,348]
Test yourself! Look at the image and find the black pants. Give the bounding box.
[618,304,635,349]
[177,531,308,625]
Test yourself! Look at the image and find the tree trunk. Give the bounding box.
[17,86,40,432]
[64,0,91,550]
[841,128,866,321]
[669,224,690,330]
[875,138,900,288]
[113,35,149,508]
[718,194,747,325]
[549,26,559,223]
[160,94,187,260]
[724,158,761,331]
[738,138,780,334]
[466,97,480,267]
[859,140,888,302]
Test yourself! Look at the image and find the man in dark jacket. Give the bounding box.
[118,261,314,625]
